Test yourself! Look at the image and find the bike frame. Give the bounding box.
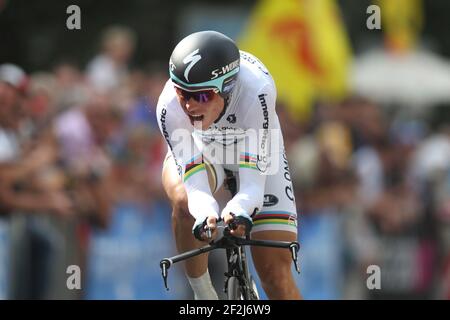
[224,235,257,299]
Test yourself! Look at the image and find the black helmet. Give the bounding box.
[169,31,240,97]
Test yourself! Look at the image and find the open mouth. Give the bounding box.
[189,114,204,122]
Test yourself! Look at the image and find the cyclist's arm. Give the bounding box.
[156,96,220,222]
[222,84,278,218]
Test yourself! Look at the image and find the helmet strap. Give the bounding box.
[213,95,230,124]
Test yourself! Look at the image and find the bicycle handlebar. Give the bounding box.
[160,226,300,290]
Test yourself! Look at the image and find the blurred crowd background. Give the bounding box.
[1,0,449,299]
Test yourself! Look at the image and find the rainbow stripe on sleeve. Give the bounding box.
[253,211,298,227]
[183,155,206,182]
[239,152,258,170]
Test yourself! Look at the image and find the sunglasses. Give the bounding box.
[176,88,216,103]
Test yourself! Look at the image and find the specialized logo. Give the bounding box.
[169,59,176,72]
[160,107,173,151]
[263,194,279,207]
[183,49,202,81]
[226,114,236,124]
[211,59,239,79]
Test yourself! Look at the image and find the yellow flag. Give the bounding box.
[238,0,352,121]
[377,0,423,54]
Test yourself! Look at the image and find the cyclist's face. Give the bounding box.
[175,87,225,130]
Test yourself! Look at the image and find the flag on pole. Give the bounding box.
[238,0,352,121]
[377,0,423,54]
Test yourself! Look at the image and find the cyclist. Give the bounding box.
[156,30,301,300]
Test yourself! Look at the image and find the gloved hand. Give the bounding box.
[222,212,253,237]
[192,215,219,241]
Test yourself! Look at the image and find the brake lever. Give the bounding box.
[203,216,223,241]
[228,215,252,237]
[205,227,212,239]
[160,259,172,290]
[289,243,300,274]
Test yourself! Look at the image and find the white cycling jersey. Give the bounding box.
[157,51,295,231]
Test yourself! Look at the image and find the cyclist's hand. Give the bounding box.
[204,216,218,241]
[193,216,218,242]
[223,212,252,237]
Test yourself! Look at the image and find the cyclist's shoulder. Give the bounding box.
[238,51,273,83]
[236,51,275,97]
[156,80,186,126]
[157,79,178,106]
[157,80,180,115]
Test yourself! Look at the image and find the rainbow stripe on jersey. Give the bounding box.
[239,152,258,170]
[184,155,206,182]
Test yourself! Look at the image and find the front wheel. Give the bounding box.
[227,276,260,300]
[227,276,243,300]
[249,276,260,300]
